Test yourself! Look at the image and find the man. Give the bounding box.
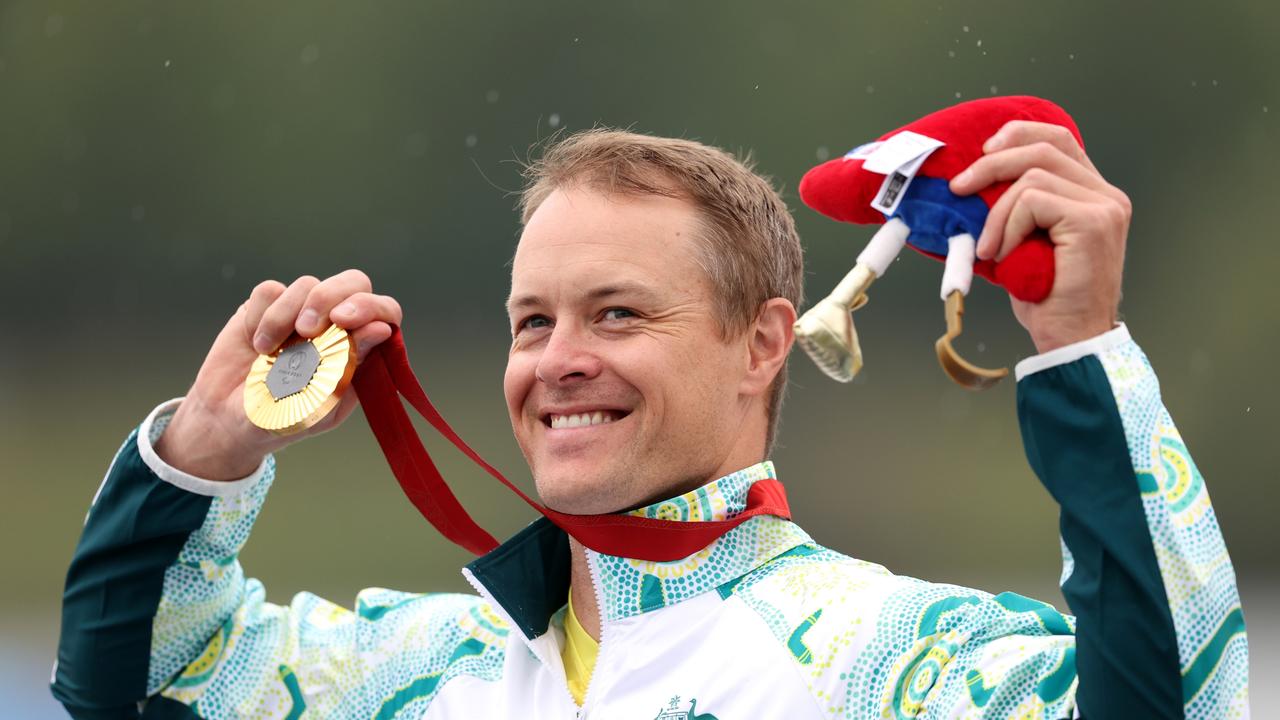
[53,127,1248,718]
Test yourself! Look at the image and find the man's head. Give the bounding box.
[503,129,803,514]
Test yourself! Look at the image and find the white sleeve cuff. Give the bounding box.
[1014,323,1132,382]
[137,397,269,497]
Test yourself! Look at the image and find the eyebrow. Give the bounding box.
[506,282,661,316]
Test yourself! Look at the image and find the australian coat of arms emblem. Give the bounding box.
[653,695,717,720]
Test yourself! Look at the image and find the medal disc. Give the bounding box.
[243,323,357,435]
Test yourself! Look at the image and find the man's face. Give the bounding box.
[504,186,751,514]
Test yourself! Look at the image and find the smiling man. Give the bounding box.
[54,129,1248,719]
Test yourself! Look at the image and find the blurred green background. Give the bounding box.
[2,0,1276,714]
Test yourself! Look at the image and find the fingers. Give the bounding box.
[1000,189,1081,261]
[241,280,287,348]
[252,276,318,353]
[350,321,395,363]
[951,141,1109,198]
[945,119,1131,264]
[338,291,403,361]
[295,268,375,336]
[977,168,1105,260]
[247,269,402,357]
[984,120,1095,173]
[314,286,402,361]
[329,291,403,331]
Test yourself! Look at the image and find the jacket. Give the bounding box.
[52,325,1249,718]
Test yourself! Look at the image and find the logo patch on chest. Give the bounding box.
[653,695,718,720]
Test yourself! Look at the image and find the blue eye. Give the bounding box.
[602,308,634,321]
[517,315,551,331]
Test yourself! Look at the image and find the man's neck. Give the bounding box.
[562,442,772,642]
[568,538,601,641]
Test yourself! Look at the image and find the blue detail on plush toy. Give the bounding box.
[884,176,989,256]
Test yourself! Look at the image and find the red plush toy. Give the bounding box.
[794,96,1084,388]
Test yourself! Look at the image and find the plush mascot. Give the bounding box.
[795,95,1083,388]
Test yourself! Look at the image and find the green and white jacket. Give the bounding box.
[53,325,1249,719]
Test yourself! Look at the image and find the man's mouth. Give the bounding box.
[543,409,629,429]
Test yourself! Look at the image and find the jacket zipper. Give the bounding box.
[574,552,613,719]
[461,567,586,719]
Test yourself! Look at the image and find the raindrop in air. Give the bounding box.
[45,15,64,38]
[549,113,561,128]
[865,85,875,94]
[465,134,478,148]
[816,146,830,161]
[990,85,998,95]
[300,44,320,65]
[955,91,962,99]
[962,25,970,32]
[485,89,499,104]
[164,59,171,68]
[948,50,956,58]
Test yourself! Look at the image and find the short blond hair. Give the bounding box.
[519,128,804,454]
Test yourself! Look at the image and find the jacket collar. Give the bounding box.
[462,461,811,642]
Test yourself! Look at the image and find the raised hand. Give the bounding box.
[949,121,1131,354]
[154,269,403,480]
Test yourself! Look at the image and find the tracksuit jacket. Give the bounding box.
[52,325,1250,718]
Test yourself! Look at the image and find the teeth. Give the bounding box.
[550,411,618,429]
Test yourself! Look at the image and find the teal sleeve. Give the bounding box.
[53,402,510,719]
[52,402,273,718]
[1016,330,1249,718]
[53,423,210,718]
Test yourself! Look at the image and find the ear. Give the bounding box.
[739,298,797,398]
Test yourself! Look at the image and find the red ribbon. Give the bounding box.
[351,326,791,562]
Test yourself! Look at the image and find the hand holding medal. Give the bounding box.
[153,270,402,482]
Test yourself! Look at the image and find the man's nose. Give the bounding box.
[534,323,604,386]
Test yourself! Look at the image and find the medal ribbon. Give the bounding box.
[351,325,791,562]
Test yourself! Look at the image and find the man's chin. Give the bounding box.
[534,466,635,516]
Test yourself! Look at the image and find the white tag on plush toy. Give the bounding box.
[868,131,944,216]
[863,131,944,174]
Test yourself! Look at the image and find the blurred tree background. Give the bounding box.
[1,0,1275,714]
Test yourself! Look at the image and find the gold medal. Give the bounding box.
[243,323,357,435]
